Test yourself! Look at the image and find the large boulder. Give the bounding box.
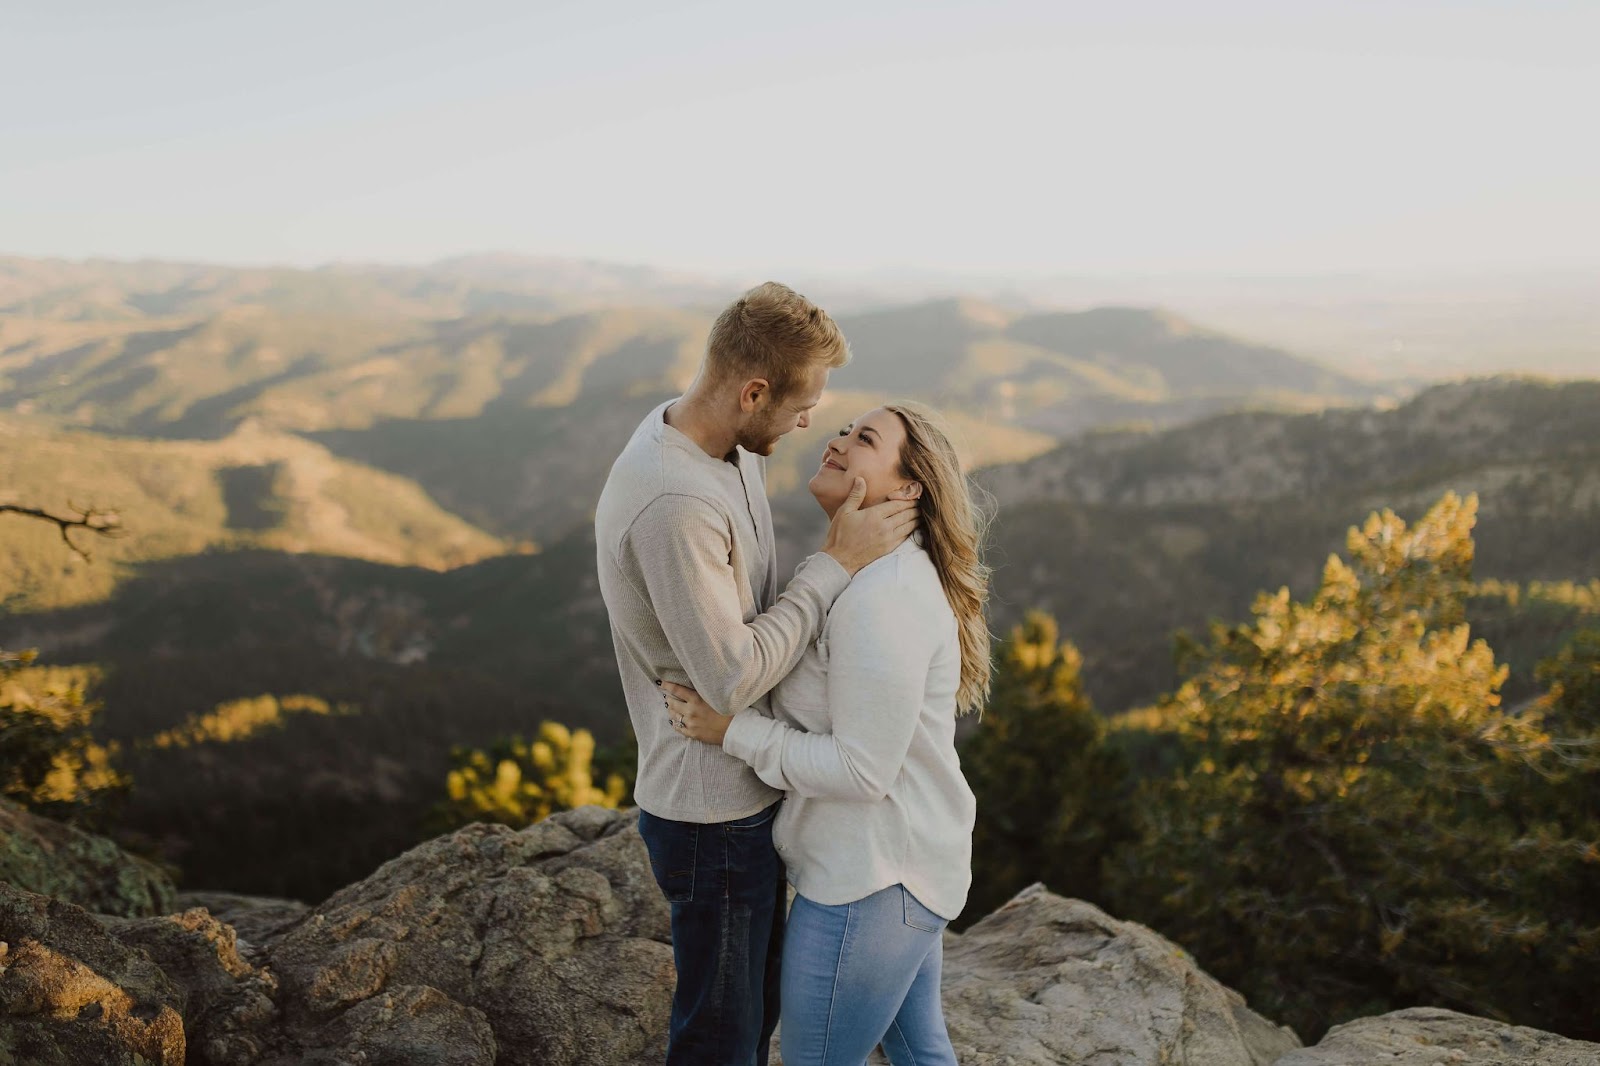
[1275,1007,1600,1066]
[0,796,175,917]
[939,884,1302,1066]
[0,880,186,1065]
[255,804,674,1066]
[10,806,1596,1066]
[97,906,281,1066]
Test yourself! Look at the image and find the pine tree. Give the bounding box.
[0,649,128,827]
[1106,493,1600,1040]
[960,611,1132,922]
[429,721,628,831]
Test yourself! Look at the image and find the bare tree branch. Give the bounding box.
[0,501,125,562]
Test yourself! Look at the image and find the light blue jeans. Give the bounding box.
[780,883,957,1066]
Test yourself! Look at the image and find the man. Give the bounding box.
[595,282,917,1066]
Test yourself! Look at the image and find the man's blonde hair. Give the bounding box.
[705,282,850,401]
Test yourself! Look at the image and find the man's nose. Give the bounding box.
[797,411,810,429]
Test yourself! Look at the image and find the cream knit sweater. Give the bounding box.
[595,399,851,823]
[722,535,977,920]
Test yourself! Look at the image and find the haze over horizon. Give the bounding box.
[4,1,1596,277]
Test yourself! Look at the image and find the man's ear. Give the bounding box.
[738,378,771,413]
[891,481,923,501]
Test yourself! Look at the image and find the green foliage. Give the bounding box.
[1525,628,1600,838]
[430,721,628,832]
[0,648,128,827]
[1106,492,1600,1040]
[959,611,1132,924]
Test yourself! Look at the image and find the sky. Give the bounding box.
[3,0,1597,276]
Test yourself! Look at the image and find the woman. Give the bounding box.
[664,400,991,1066]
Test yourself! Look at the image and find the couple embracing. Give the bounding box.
[595,282,990,1066]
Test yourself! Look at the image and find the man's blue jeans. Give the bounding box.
[637,802,786,1066]
[780,883,957,1066]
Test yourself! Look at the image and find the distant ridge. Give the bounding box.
[0,252,735,321]
[1,255,1377,452]
[832,298,1378,435]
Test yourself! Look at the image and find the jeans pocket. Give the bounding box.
[901,885,946,933]
[638,811,698,903]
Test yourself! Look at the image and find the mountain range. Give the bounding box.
[1,253,1596,897]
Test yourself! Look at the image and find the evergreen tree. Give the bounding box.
[0,499,129,827]
[0,649,128,828]
[429,720,628,831]
[960,611,1132,923]
[1106,493,1600,1040]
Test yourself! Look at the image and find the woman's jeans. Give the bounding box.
[781,884,957,1066]
[637,802,787,1066]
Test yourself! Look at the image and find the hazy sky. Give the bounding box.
[3,0,1596,276]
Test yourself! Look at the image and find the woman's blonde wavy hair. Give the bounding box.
[883,400,993,715]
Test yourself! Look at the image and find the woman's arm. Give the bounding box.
[670,583,934,801]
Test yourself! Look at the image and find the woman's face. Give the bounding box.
[808,407,921,515]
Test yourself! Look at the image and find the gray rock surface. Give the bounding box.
[174,890,309,957]
[98,906,281,1066]
[1271,1007,1600,1066]
[939,884,1302,1066]
[0,880,186,1065]
[0,795,175,917]
[256,804,674,1066]
[6,805,1599,1066]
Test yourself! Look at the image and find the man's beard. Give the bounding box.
[734,410,785,456]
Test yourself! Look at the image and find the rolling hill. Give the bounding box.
[7,254,1592,902]
[0,415,507,613]
[16,377,1592,741]
[3,254,1383,549]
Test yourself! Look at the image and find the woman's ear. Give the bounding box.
[890,481,923,501]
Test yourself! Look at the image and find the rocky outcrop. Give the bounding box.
[255,804,673,1066]
[4,805,1599,1066]
[0,795,176,917]
[1273,1007,1600,1066]
[1,807,670,1066]
[940,884,1301,1065]
[0,880,186,1065]
[98,906,281,1066]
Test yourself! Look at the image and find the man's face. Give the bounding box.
[736,366,829,456]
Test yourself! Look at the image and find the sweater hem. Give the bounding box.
[634,791,781,826]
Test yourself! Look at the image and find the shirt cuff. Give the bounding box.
[794,551,851,600]
[722,708,773,763]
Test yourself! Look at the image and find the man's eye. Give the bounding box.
[837,427,849,437]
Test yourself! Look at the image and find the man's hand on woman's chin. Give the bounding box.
[823,477,919,575]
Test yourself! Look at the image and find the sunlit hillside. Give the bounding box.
[2,255,1375,443]
[0,415,506,612]
[9,376,1593,734]
[3,253,1386,551]
[0,306,709,437]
